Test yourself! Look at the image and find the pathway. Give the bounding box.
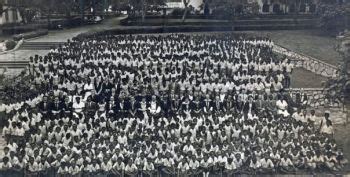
[0,16,126,62]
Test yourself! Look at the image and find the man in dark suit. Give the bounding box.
[61,96,73,117]
[181,97,191,112]
[116,96,127,118]
[50,97,64,119]
[126,97,139,118]
[243,96,257,115]
[170,94,181,115]
[84,96,98,118]
[38,96,51,117]
[212,95,226,113]
[90,90,101,104]
[159,94,169,117]
[190,96,202,117]
[201,94,213,114]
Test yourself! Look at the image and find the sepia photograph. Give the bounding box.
[0,0,349,176]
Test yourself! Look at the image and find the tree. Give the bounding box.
[205,0,246,19]
[182,0,190,23]
[57,0,79,20]
[318,2,350,35]
[0,0,4,14]
[322,32,350,106]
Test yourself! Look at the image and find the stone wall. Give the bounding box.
[273,45,339,78]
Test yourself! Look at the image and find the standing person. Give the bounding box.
[320,111,334,137]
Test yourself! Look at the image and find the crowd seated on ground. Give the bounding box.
[0,34,347,177]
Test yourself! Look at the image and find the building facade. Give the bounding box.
[0,0,22,25]
[254,0,320,14]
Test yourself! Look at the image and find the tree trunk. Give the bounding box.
[182,7,188,23]
[141,0,146,23]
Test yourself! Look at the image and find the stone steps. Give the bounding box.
[19,42,64,50]
[0,61,29,69]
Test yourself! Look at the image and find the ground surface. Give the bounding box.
[290,68,327,88]
[244,30,342,66]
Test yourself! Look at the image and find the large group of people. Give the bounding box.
[0,34,347,176]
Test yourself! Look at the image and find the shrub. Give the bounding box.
[171,8,185,16]
[5,40,17,51]
[318,3,350,36]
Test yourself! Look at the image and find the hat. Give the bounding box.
[325,110,330,114]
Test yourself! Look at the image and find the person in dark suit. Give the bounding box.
[105,98,117,118]
[225,95,236,113]
[38,96,51,116]
[190,96,202,117]
[62,96,73,117]
[170,94,181,115]
[50,97,63,119]
[212,95,225,113]
[127,97,139,118]
[138,97,149,119]
[84,96,98,118]
[201,94,213,114]
[181,97,191,112]
[159,94,169,117]
[90,90,101,104]
[243,96,257,115]
[235,94,244,114]
[116,96,127,118]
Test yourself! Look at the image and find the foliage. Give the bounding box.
[318,2,350,35]
[245,2,260,15]
[0,0,4,14]
[323,34,350,103]
[5,40,17,51]
[205,0,260,18]
[0,70,38,104]
[171,8,185,16]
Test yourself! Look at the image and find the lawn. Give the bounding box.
[290,68,328,88]
[244,30,342,66]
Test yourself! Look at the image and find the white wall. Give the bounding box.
[0,15,3,25]
[189,0,203,10]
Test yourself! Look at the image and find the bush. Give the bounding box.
[74,26,234,41]
[171,8,185,16]
[5,40,17,51]
[318,3,350,36]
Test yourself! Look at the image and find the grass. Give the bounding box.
[244,30,342,66]
[290,68,328,88]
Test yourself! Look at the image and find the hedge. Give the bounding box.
[12,29,49,41]
[74,23,320,41]
[74,25,234,40]
[126,14,319,21]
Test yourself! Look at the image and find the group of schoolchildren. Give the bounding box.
[0,34,347,177]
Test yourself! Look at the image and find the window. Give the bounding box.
[273,4,280,13]
[263,4,270,13]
